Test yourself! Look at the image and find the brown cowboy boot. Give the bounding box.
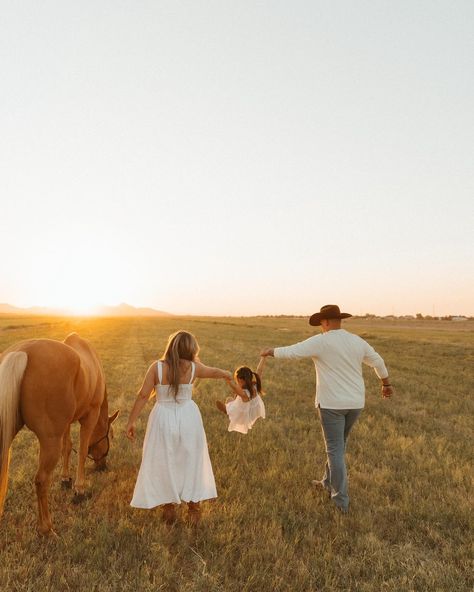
[187,501,201,526]
[162,503,177,525]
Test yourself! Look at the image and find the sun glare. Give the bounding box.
[38,263,121,316]
[46,292,102,317]
[67,303,101,317]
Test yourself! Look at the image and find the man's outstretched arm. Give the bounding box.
[260,335,321,360]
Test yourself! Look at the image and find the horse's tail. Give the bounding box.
[0,351,27,517]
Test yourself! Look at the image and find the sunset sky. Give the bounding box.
[1,1,473,316]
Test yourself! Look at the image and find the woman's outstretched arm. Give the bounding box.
[194,361,232,380]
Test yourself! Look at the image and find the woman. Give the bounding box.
[126,330,231,524]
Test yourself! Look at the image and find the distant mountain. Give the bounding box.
[0,303,64,315]
[0,302,172,317]
[0,303,22,314]
[95,303,171,317]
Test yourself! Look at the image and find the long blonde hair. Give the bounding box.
[161,331,199,397]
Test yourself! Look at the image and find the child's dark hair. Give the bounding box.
[235,366,263,398]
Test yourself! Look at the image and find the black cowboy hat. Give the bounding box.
[309,304,352,326]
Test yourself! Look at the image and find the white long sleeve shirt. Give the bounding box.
[274,329,388,409]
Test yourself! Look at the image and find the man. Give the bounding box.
[260,304,392,513]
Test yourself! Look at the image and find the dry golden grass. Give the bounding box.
[0,315,472,591]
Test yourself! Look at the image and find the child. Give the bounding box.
[216,357,266,434]
[126,330,231,525]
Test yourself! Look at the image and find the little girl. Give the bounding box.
[126,330,231,525]
[216,357,266,434]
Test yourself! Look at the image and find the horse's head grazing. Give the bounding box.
[88,410,120,470]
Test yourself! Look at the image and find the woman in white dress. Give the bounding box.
[216,357,266,434]
[126,331,231,524]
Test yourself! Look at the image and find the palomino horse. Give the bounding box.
[0,333,119,536]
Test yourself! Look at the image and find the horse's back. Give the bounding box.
[4,339,80,383]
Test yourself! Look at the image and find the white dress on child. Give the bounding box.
[130,361,217,508]
[226,389,266,434]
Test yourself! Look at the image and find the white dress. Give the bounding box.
[130,361,217,508]
[226,389,266,434]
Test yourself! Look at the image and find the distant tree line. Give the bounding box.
[353,314,472,321]
[259,314,472,321]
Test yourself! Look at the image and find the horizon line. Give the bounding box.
[0,304,472,320]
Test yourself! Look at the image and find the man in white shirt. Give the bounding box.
[260,304,393,513]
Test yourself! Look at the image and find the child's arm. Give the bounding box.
[225,378,250,402]
[256,356,267,379]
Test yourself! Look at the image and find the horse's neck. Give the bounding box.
[93,398,109,436]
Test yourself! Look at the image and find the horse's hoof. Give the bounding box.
[72,491,92,504]
[61,478,73,489]
[38,528,59,539]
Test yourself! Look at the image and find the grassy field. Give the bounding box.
[0,315,472,591]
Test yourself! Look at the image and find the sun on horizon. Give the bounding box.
[65,303,103,317]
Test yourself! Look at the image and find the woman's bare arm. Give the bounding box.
[194,361,232,380]
[125,363,156,440]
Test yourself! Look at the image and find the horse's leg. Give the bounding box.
[73,407,100,499]
[35,436,62,536]
[60,425,73,489]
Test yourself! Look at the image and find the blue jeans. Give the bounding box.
[318,407,362,511]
